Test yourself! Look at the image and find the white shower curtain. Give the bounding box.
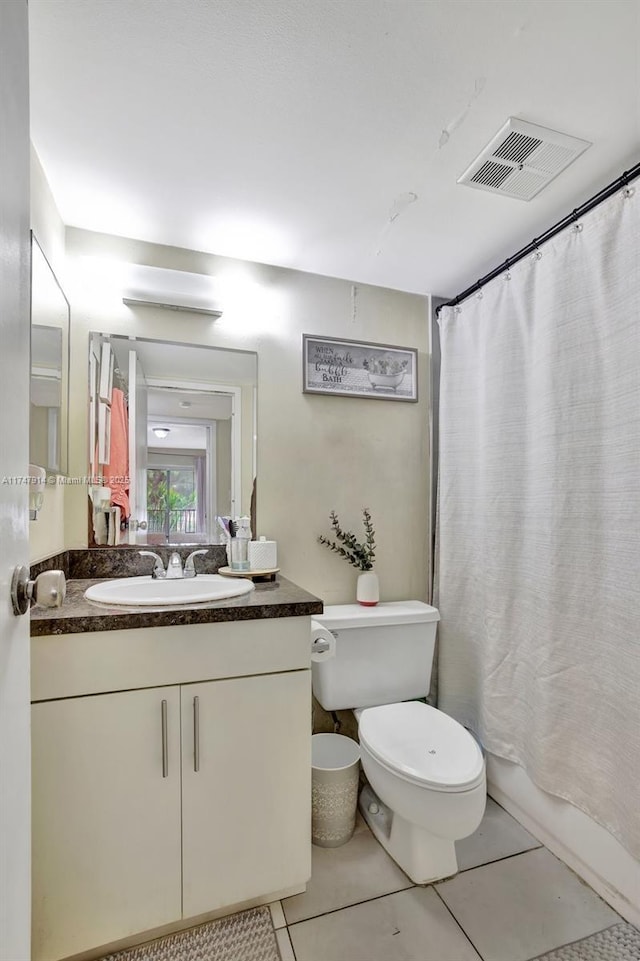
[435,181,640,857]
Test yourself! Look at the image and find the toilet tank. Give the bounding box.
[312,601,440,711]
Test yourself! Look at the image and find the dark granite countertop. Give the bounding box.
[31,575,324,636]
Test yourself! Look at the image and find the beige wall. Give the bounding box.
[62,227,431,604]
[29,148,66,562]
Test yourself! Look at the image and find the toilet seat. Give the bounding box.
[358,701,485,793]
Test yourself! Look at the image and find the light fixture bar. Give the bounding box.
[123,297,222,318]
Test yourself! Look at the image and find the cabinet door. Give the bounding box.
[32,688,182,961]
[181,671,311,917]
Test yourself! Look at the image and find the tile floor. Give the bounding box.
[268,797,625,961]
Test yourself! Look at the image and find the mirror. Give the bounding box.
[30,235,70,474]
[88,333,257,546]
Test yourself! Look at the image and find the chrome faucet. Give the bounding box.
[184,549,208,578]
[138,550,166,579]
[165,552,184,579]
[139,549,209,579]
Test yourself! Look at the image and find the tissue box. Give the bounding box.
[248,538,277,569]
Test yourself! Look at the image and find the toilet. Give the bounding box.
[311,601,486,883]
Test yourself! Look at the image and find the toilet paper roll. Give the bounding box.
[311,620,336,663]
[248,538,277,570]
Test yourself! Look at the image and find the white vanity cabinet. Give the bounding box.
[30,616,312,961]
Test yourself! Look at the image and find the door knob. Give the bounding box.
[11,566,66,616]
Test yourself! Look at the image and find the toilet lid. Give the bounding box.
[358,702,485,792]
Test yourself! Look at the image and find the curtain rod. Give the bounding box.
[435,160,640,316]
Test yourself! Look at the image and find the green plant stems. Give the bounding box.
[317,508,376,572]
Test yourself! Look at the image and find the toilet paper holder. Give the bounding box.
[312,636,332,655]
[310,621,337,662]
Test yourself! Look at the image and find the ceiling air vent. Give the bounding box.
[458,118,591,201]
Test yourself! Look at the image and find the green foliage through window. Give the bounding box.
[147,468,197,534]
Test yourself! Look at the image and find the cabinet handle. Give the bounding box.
[161,699,168,778]
[193,696,200,773]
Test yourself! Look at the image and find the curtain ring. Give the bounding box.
[533,247,542,261]
[504,270,511,280]
[573,223,583,233]
[624,186,635,199]
[477,289,483,299]
[455,305,462,314]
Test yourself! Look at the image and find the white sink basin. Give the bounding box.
[85,574,255,607]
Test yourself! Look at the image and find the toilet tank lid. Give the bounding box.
[315,601,440,629]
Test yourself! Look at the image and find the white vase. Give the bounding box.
[357,571,379,607]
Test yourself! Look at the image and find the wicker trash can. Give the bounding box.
[311,733,361,848]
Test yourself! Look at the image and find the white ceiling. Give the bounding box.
[29,0,640,297]
[147,386,233,422]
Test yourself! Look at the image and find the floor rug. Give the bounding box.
[100,906,280,961]
[533,922,640,961]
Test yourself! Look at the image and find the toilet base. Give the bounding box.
[359,784,459,884]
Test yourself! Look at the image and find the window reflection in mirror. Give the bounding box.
[30,235,70,474]
[88,333,257,547]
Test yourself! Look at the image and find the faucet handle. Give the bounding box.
[138,550,166,579]
[184,549,209,577]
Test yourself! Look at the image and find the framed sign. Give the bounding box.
[302,334,418,402]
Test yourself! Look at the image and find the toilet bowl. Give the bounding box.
[311,602,487,883]
[356,701,485,882]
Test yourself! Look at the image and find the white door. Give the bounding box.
[0,3,32,958]
[127,347,148,543]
